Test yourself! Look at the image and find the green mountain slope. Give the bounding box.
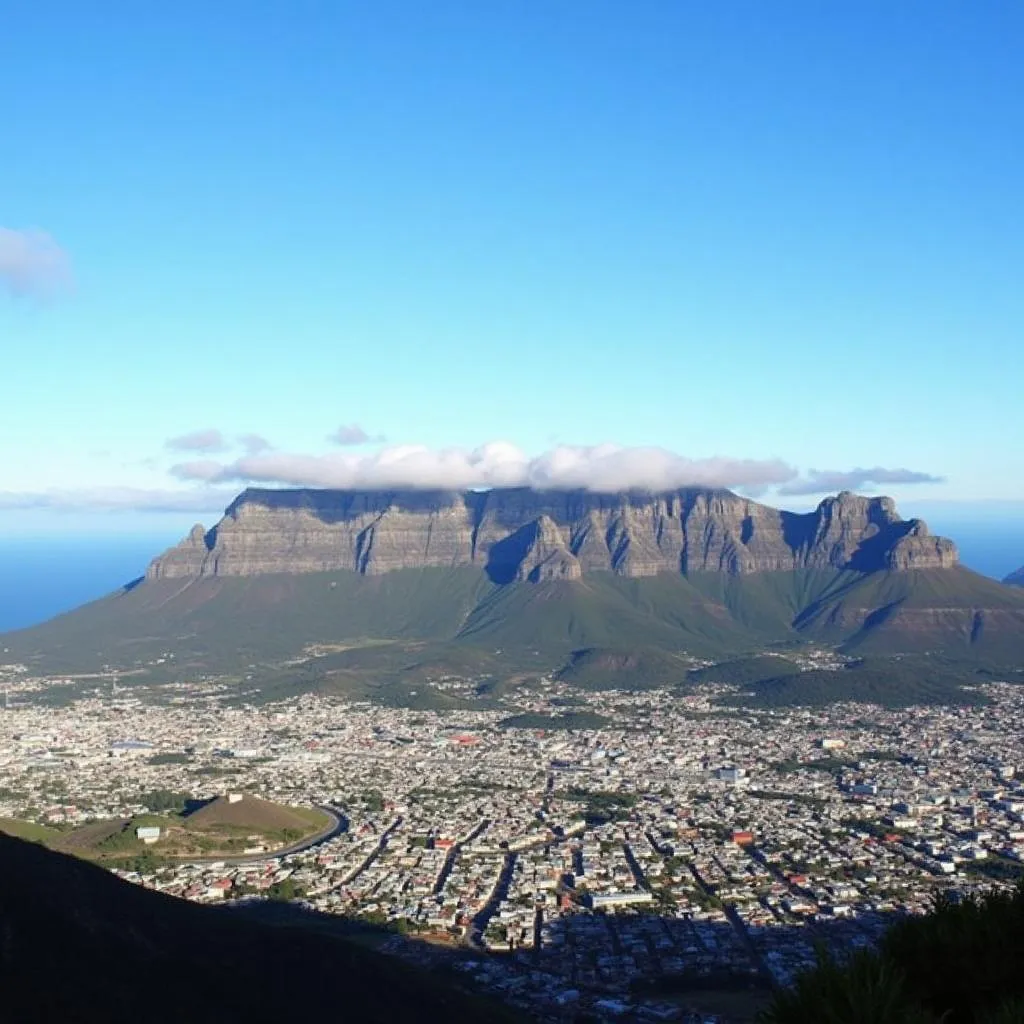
[794,567,1024,659]
[4,563,1024,696]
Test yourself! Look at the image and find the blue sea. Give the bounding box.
[0,536,180,633]
[0,524,1020,634]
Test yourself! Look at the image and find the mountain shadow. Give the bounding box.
[0,833,516,1024]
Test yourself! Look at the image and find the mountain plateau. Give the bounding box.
[3,487,1022,697]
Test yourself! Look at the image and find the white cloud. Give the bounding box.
[170,441,801,493]
[238,432,273,454]
[0,487,235,513]
[165,428,228,453]
[328,423,387,446]
[169,460,226,483]
[0,227,71,298]
[779,467,944,496]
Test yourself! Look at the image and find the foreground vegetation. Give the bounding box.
[761,883,1024,1023]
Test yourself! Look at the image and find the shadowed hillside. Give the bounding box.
[0,833,515,1024]
[762,883,1024,1023]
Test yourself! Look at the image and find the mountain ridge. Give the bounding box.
[4,488,1022,693]
[148,486,958,581]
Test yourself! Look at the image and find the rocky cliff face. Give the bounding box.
[147,488,959,581]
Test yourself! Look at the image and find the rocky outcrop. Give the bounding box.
[1005,566,1024,587]
[147,487,960,582]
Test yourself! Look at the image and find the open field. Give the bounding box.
[0,797,331,864]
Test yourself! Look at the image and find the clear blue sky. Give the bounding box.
[2,0,1022,538]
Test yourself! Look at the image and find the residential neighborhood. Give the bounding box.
[2,661,1023,1020]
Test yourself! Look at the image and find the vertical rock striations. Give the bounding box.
[146,487,960,581]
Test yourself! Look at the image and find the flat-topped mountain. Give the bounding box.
[5,487,1022,694]
[148,487,957,581]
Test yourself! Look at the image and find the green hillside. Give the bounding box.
[687,653,802,686]
[4,562,1024,701]
[556,646,693,689]
[720,656,989,709]
[796,567,1024,660]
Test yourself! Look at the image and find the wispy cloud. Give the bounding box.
[779,467,944,496]
[0,487,235,513]
[328,423,387,446]
[168,460,226,483]
[0,227,71,298]
[1,440,947,516]
[238,432,273,454]
[170,441,800,493]
[165,428,228,453]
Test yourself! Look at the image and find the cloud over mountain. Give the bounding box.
[0,227,71,298]
[0,442,945,516]
[171,441,801,492]
[779,467,944,496]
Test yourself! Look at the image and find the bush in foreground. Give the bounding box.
[761,884,1024,1023]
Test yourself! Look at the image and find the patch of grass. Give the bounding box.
[146,752,191,766]
[0,818,59,844]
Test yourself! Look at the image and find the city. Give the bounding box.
[2,659,1022,1021]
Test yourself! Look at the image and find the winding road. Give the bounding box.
[181,804,348,867]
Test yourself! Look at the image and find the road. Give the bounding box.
[340,816,403,886]
[466,852,518,948]
[433,817,490,895]
[622,842,651,891]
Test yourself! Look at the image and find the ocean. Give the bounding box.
[0,525,1019,634]
[0,536,179,633]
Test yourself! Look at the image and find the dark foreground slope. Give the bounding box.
[0,834,511,1024]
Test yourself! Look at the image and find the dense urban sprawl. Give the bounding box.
[2,660,1023,1021]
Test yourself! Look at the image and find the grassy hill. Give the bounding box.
[718,655,990,709]
[0,817,60,843]
[0,833,517,1024]
[185,794,327,836]
[3,795,332,865]
[686,653,803,686]
[796,567,1024,660]
[556,645,693,689]
[4,563,1023,701]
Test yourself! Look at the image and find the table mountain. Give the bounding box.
[5,488,1023,687]
[147,487,957,581]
